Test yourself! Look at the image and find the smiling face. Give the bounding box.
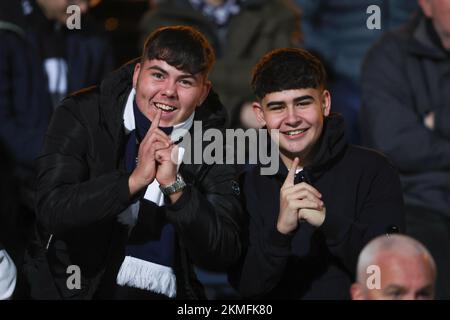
[133,59,211,127]
[253,87,330,167]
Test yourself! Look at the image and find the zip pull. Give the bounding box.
[45,234,54,250]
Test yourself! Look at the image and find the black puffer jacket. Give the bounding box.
[230,114,405,299]
[25,60,244,299]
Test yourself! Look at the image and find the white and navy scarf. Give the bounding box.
[116,89,193,298]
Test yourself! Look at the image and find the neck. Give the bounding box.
[439,35,450,51]
[432,21,450,52]
[36,0,53,20]
[280,144,317,170]
[205,0,225,7]
[280,153,303,171]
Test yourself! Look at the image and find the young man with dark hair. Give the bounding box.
[229,48,405,299]
[25,26,243,300]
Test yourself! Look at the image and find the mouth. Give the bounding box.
[282,128,309,137]
[154,102,177,112]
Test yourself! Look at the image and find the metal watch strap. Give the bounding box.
[159,173,186,196]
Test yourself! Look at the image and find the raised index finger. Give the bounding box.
[283,157,299,188]
[150,109,162,131]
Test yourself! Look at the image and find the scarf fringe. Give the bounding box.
[116,256,177,298]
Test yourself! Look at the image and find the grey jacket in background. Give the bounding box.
[360,15,450,217]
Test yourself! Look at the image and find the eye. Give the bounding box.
[387,290,403,300]
[179,79,193,87]
[296,100,312,108]
[151,72,164,80]
[416,290,433,300]
[269,105,285,112]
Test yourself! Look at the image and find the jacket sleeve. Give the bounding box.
[36,100,132,237]
[164,164,244,271]
[228,173,293,298]
[360,34,450,172]
[320,155,405,273]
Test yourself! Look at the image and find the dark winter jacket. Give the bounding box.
[24,60,244,299]
[230,114,405,299]
[360,15,450,217]
[139,0,300,126]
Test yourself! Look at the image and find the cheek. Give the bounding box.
[137,82,158,98]
[265,114,284,129]
[307,114,324,132]
[180,90,201,108]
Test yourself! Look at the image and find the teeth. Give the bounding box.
[285,129,307,136]
[155,103,176,111]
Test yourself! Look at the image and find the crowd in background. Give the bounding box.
[1,0,449,300]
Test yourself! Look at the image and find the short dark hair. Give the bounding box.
[142,26,215,76]
[251,48,327,100]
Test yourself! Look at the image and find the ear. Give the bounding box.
[321,89,331,117]
[132,62,141,89]
[350,283,366,300]
[252,101,266,127]
[197,80,212,107]
[418,0,432,18]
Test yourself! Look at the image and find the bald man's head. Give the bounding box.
[351,234,436,300]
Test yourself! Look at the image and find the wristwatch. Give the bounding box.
[159,173,186,196]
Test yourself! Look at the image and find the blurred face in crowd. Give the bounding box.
[253,87,331,167]
[205,0,226,6]
[351,252,436,300]
[419,0,450,50]
[37,0,88,24]
[133,59,211,127]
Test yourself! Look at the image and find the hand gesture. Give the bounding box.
[277,157,325,234]
[128,109,172,195]
[155,143,179,186]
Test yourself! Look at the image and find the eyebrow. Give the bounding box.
[266,95,314,108]
[417,285,434,294]
[147,65,197,81]
[147,65,168,75]
[383,284,406,293]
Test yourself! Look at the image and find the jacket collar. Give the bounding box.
[407,15,449,60]
[99,59,136,142]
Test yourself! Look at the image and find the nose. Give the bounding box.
[285,106,301,127]
[162,80,177,99]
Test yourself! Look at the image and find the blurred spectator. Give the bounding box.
[139,0,301,128]
[296,0,418,143]
[351,234,436,300]
[0,0,114,223]
[360,0,450,299]
[0,0,114,298]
